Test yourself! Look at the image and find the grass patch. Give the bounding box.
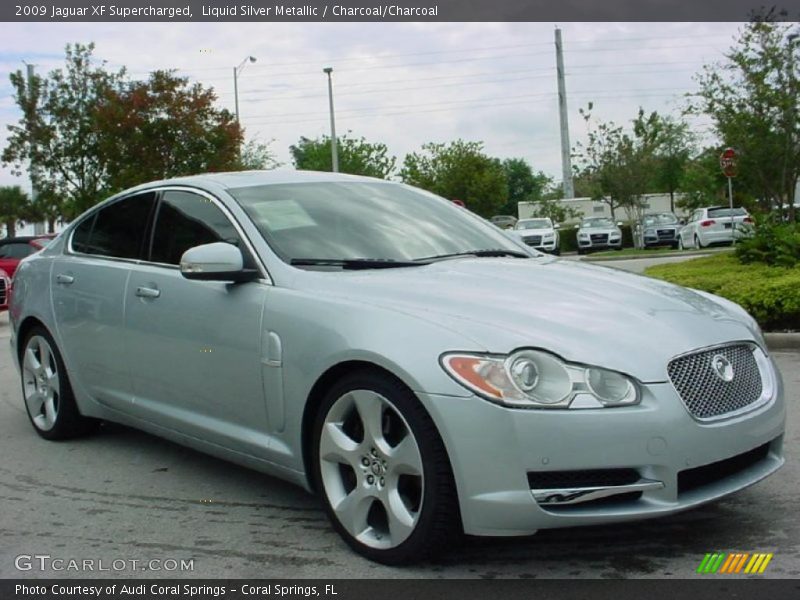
[645,254,800,331]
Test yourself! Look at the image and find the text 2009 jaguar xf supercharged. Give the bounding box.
[9,171,784,564]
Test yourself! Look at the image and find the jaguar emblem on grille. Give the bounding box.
[711,355,734,382]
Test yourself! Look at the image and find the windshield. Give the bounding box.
[581,218,615,229]
[642,213,678,226]
[516,219,551,230]
[230,182,524,263]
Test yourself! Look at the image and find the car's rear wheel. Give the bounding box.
[312,370,459,564]
[21,327,98,440]
[694,234,704,249]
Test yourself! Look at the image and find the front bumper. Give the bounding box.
[578,237,622,250]
[419,359,785,536]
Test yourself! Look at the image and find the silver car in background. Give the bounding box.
[576,217,623,254]
[9,171,784,564]
[510,217,560,255]
[636,212,681,249]
[679,206,754,249]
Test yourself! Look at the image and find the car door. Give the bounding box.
[123,188,272,457]
[51,192,157,410]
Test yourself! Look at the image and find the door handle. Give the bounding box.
[135,286,161,299]
[55,274,74,285]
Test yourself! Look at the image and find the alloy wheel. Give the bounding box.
[22,335,61,431]
[318,389,424,549]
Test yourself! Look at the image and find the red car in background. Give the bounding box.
[0,267,10,311]
[0,235,56,312]
[0,235,56,279]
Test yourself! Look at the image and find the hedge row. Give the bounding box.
[644,254,800,331]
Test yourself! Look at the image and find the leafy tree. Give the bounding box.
[652,117,695,213]
[400,140,507,217]
[498,158,551,216]
[0,186,34,238]
[691,17,800,219]
[2,43,125,219]
[3,43,251,221]
[677,147,730,211]
[290,133,395,178]
[573,106,659,224]
[236,137,280,171]
[95,70,243,194]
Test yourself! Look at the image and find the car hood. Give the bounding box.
[513,228,555,236]
[300,257,758,383]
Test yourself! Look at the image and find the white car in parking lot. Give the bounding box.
[678,206,754,249]
[510,218,560,255]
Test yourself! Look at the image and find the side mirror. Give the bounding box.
[574,224,580,230]
[679,219,687,226]
[616,221,624,227]
[554,223,561,230]
[180,242,258,283]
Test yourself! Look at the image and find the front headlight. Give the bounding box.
[578,232,589,239]
[441,350,639,409]
[644,228,655,236]
[543,232,555,239]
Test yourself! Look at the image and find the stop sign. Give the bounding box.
[719,147,737,178]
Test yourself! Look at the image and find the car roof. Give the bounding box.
[124,169,389,194]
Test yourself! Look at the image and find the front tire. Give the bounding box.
[21,326,98,440]
[312,370,460,564]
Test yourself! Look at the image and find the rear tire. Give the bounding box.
[20,326,99,440]
[694,234,704,249]
[312,370,460,564]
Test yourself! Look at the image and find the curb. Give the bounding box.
[581,250,722,263]
[764,333,800,351]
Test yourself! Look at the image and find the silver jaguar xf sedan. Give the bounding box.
[8,171,785,564]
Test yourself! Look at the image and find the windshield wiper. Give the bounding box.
[290,258,429,270]
[417,249,531,262]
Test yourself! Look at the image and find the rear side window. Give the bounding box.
[71,192,156,259]
[149,191,244,265]
[0,242,34,259]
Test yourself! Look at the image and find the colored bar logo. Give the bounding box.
[697,552,773,574]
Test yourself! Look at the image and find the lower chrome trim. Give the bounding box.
[532,478,664,506]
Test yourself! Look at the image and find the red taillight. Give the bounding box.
[700,219,716,227]
[743,217,754,224]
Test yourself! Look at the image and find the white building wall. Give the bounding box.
[519,193,690,223]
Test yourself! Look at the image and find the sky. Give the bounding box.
[0,21,746,201]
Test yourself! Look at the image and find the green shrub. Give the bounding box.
[735,217,800,268]
[645,254,800,331]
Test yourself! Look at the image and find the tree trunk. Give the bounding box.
[4,220,15,238]
[48,218,56,233]
[669,189,675,213]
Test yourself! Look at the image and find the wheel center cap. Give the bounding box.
[371,462,385,476]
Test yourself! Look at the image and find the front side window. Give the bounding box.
[230,182,522,263]
[72,192,156,259]
[150,190,244,265]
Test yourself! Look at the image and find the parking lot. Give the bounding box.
[0,310,797,579]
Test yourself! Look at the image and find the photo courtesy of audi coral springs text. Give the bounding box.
[9,171,785,564]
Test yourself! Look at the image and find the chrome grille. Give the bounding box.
[668,344,763,420]
[0,276,6,305]
[590,233,608,243]
[523,235,542,246]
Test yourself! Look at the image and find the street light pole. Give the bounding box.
[233,55,256,123]
[323,67,339,173]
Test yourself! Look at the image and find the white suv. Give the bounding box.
[678,206,754,249]
[511,218,560,254]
